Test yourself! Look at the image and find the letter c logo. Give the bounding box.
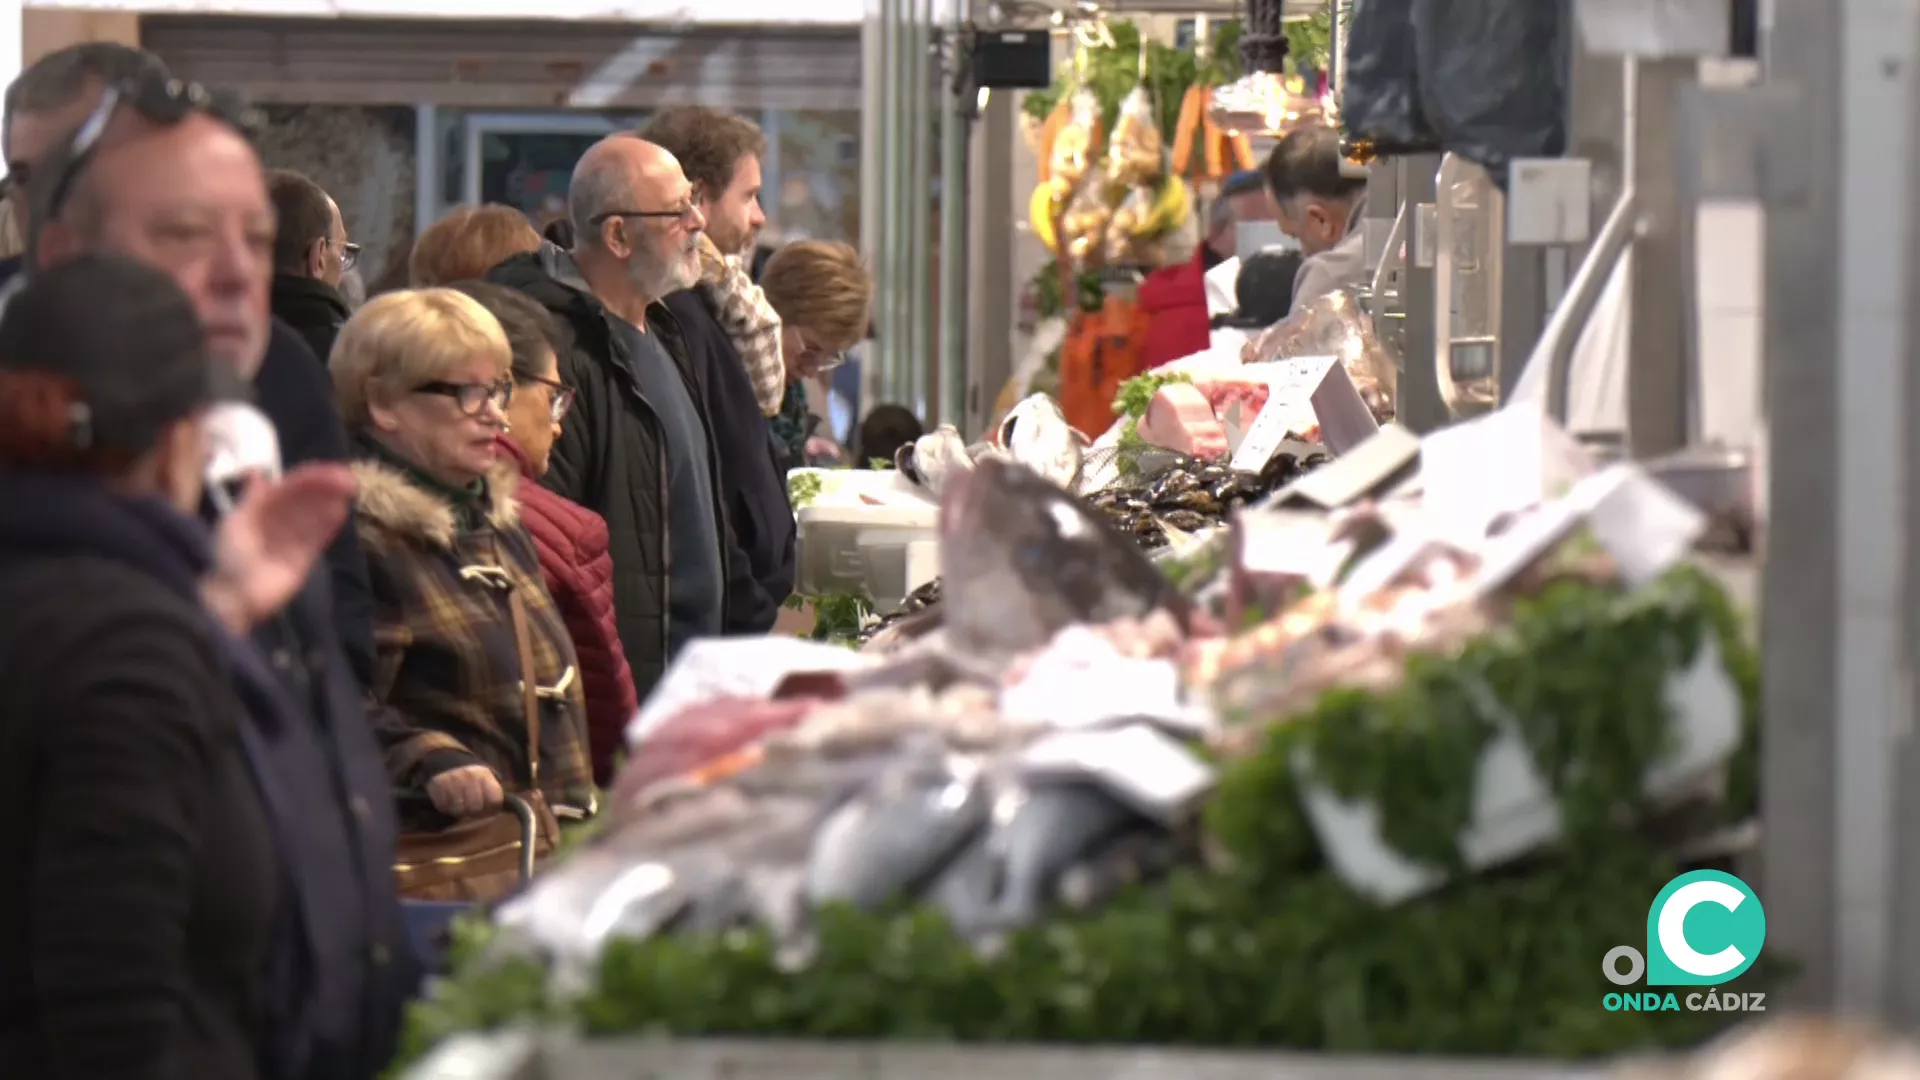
[1646,870,1766,987]
[1659,880,1748,977]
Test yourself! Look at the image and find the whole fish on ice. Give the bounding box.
[895,425,976,499]
[938,456,1190,657]
[996,393,1087,490]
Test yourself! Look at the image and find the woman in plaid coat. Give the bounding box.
[329,289,597,857]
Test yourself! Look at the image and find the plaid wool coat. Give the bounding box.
[349,454,597,824]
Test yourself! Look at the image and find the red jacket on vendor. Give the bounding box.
[1137,170,1272,369]
[1138,246,1216,370]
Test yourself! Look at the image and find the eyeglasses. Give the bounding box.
[589,205,700,228]
[38,73,264,230]
[793,333,849,374]
[414,377,514,416]
[515,370,575,423]
[336,239,362,272]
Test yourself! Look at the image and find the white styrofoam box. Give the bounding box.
[1295,639,1742,906]
[790,467,935,513]
[796,502,940,612]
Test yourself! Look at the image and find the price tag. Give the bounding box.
[1229,394,1298,473]
[1309,362,1382,455]
[1267,353,1341,390]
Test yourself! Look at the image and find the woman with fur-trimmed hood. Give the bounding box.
[330,288,595,899]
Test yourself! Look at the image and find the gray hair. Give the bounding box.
[1207,194,1236,236]
[567,151,635,251]
[3,43,166,145]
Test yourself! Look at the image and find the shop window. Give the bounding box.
[427,107,866,246]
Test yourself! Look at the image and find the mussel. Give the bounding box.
[1145,469,1201,501]
[1160,489,1224,516]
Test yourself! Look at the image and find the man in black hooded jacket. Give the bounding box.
[489,133,733,702]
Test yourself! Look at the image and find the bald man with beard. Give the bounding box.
[489,134,732,701]
[19,65,413,1080]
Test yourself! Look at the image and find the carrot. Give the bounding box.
[1203,111,1225,180]
[1037,96,1070,185]
[1229,130,1256,172]
[1170,85,1204,176]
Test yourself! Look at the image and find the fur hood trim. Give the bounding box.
[350,457,520,550]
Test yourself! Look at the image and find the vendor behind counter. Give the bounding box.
[1136,169,1278,370]
[1264,126,1369,316]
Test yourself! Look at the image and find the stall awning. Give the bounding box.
[140,15,862,111]
[31,0,864,29]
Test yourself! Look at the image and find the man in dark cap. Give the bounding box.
[18,65,414,1080]
[0,253,363,1078]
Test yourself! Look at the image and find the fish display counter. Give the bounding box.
[392,398,1762,1077]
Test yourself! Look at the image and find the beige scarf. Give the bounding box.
[695,233,787,416]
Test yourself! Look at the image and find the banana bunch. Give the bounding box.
[1034,173,1192,258]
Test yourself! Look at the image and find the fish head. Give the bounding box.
[900,426,975,498]
[996,394,1086,489]
[939,456,1189,656]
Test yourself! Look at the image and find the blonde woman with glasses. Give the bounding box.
[330,287,595,902]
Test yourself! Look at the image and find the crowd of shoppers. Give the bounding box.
[0,39,877,1080]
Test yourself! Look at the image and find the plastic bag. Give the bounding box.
[1048,88,1103,188]
[1060,178,1116,263]
[1104,86,1163,188]
[1242,287,1399,422]
[1341,0,1440,154]
[1104,185,1160,264]
[1412,0,1567,182]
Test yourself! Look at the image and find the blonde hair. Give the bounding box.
[409,204,542,287]
[330,288,511,427]
[0,198,23,261]
[759,240,873,354]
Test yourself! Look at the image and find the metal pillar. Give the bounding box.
[1756,0,1917,1020]
[1397,154,1448,433]
[1622,58,1694,457]
[414,104,440,237]
[965,88,1015,439]
[869,0,900,405]
[906,0,933,419]
[936,2,971,429]
[1894,0,1920,1021]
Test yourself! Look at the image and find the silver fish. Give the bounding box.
[997,393,1086,490]
[928,783,1143,934]
[938,456,1190,657]
[803,753,989,911]
[895,424,976,499]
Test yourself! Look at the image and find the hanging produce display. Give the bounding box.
[1023,18,1242,295]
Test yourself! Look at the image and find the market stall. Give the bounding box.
[389,0,1808,1074]
[393,311,1761,1080]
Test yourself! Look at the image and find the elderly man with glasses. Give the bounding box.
[488,133,732,703]
[4,44,377,689]
[7,49,413,1080]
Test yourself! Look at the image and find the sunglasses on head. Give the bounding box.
[33,74,263,230]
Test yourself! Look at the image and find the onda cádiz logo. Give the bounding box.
[1601,869,1767,1014]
